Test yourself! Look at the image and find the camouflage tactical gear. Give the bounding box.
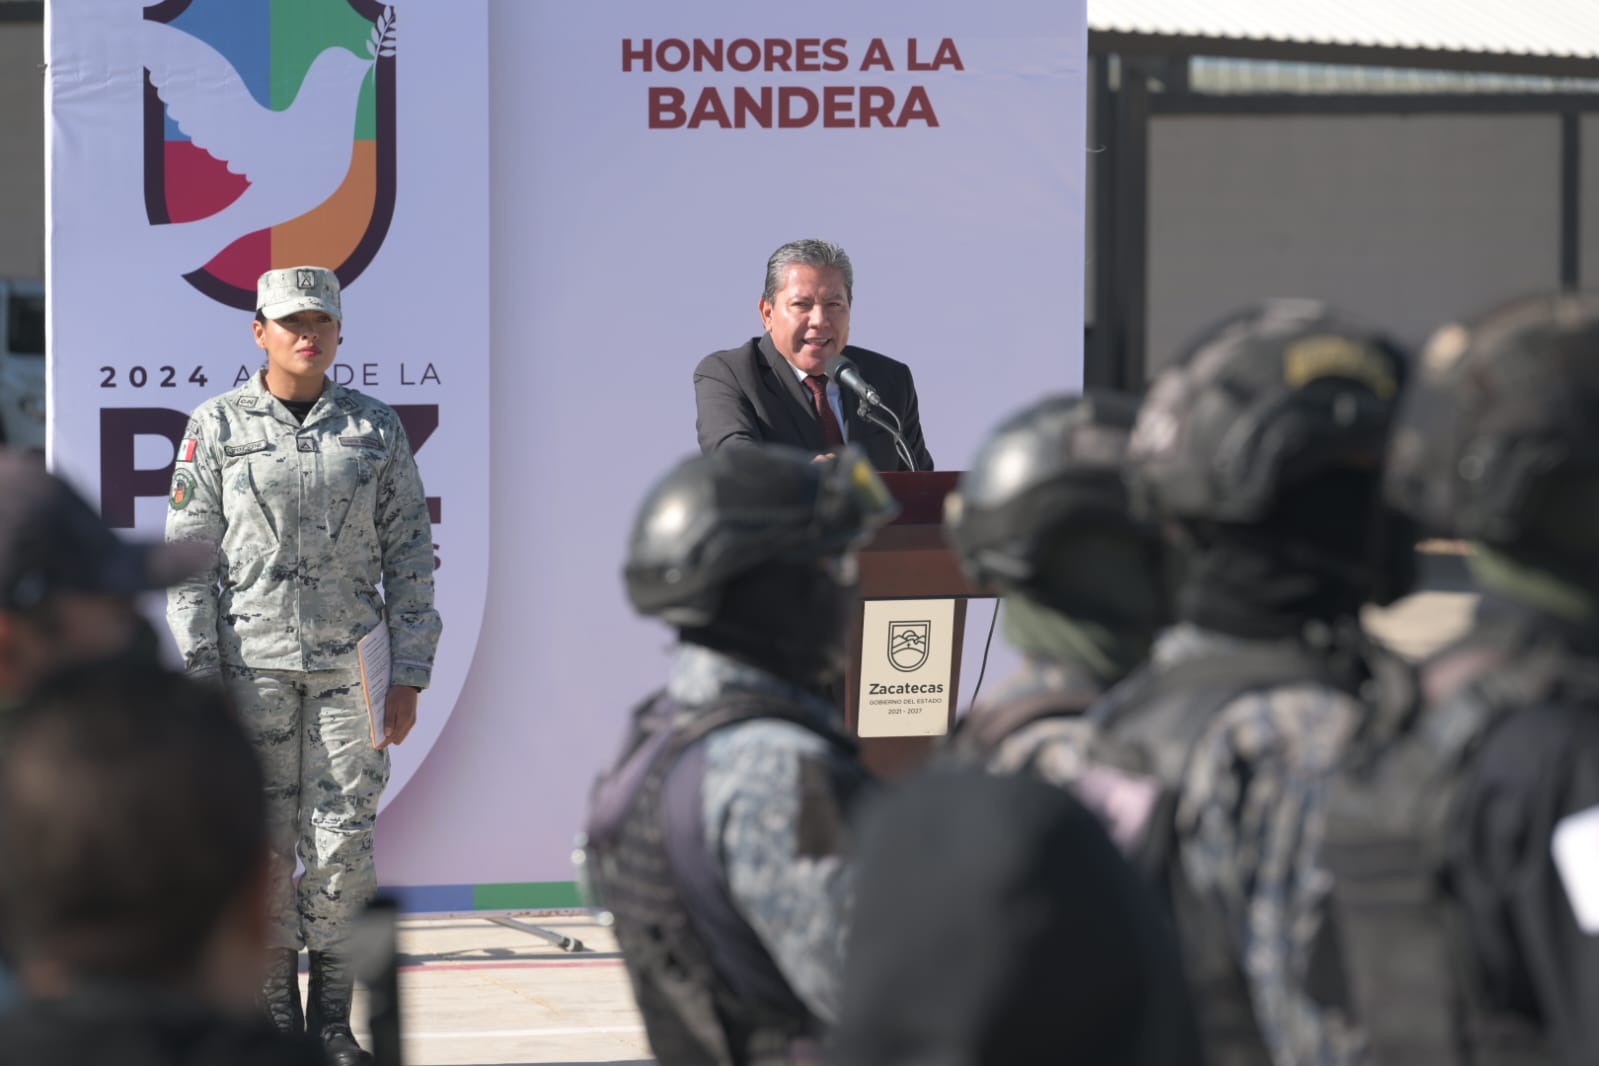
[671,645,862,1024]
[947,657,1103,777]
[943,392,1165,782]
[1322,627,1546,1066]
[165,371,440,688]
[1094,625,1374,1066]
[586,644,867,1065]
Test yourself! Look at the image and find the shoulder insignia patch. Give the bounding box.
[170,470,195,511]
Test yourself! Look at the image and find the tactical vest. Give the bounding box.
[1323,631,1565,1066]
[1087,640,1378,1066]
[949,684,1098,772]
[584,691,855,1066]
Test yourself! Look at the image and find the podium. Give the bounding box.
[843,471,990,779]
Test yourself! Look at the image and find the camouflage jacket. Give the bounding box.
[164,371,440,688]
[1151,624,1369,1066]
[941,626,1370,1066]
[956,658,1105,780]
[667,644,867,1026]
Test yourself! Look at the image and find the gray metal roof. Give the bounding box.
[1188,57,1599,95]
[1090,1,1599,76]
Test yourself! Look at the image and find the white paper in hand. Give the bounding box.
[357,622,391,749]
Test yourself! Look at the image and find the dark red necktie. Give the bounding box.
[803,374,846,449]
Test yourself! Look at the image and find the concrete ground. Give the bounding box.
[352,913,648,1065]
[363,579,1477,1066]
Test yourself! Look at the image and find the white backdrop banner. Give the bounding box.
[45,0,489,815]
[48,0,1084,906]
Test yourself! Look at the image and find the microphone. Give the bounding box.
[825,352,919,471]
[824,353,884,408]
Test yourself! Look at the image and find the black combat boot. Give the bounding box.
[306,950,374,1065]
[260,948,304,1034]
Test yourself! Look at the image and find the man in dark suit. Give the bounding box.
[694,239,934,472]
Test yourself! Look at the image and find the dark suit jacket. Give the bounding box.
[693,334,934,472]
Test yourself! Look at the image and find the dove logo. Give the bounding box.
[142,0,398,311]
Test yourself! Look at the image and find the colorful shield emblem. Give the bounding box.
[142,0,398,309]
[169,469,194,510]
[888,619,931,673]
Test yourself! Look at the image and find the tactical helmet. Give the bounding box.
[1128,299,1408,525]
[624,444,898,628]
[944,391,1151,596]
[1385,290,1599,550]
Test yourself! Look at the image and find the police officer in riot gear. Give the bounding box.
[942,390,1168,774]
[853,392,1203,1066]
[1085,300,1415,1066]
[584,443,896,1066]
[1323,290,1599,1066]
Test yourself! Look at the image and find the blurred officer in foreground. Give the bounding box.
[0,661,325,1066]
[0,451,208,1006]
[0,450,205,705]
[942,390,1167,774]
[1084,301,1416,1066]
[831,763,1204,1066]
[584,444,896,1065]
[1324,291,1599,1066]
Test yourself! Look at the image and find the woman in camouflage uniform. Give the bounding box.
[165,266,441,1066]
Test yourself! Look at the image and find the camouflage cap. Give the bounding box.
[0,451,209,612]
[256,266,342,321]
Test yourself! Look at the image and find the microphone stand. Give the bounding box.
[857,398,917,472]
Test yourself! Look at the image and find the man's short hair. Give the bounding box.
[762,239,854,305]
[0,662,266,980]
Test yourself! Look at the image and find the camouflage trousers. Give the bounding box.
[225,664,389,952]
